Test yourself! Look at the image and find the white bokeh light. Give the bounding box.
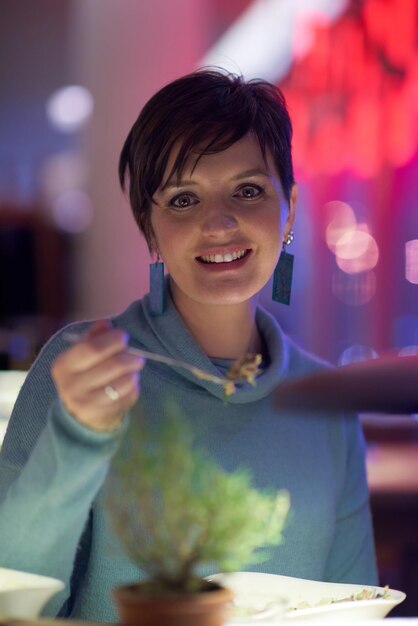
[335,228,371,260]
[324,201,357,253]
[46,85,94,133]
[338,344,379,366]
[40,151,88,199]
[51,189,94,234]
[405,239,418,284]
[335,227,379,274]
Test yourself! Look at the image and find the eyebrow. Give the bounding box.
[162,168,272,191]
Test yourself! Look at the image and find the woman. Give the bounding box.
[0,69,377,621]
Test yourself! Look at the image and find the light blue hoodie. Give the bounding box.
[0,283,377,622]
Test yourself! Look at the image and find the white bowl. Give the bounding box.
[0,371,27,421]
[208,572,406,622]
[0,567,64,619]
[227,591,287,623]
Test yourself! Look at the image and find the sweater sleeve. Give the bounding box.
[324,415,378,585]
[0,327,128,616]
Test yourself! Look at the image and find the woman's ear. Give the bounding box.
[283,184,297,242]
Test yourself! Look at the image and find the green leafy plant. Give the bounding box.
[107,402,290,595]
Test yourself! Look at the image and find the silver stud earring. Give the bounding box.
[284,231,294,246]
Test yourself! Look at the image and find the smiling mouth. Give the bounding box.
[197,249,250,264]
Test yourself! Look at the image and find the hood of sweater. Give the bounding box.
[113,279,322,405]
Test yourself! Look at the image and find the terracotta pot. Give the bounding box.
[113,581,234,626]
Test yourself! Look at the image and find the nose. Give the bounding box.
[200,203,239,238]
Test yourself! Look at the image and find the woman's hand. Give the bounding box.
[52,320,144,432]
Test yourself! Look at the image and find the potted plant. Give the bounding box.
[107,402,290,626]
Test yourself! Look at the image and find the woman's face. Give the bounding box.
[151,134,296,309]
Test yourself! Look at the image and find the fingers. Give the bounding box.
[52,322,145,432]
[73,370,142,432]
[59,351,143,397]
[64,325,130,374]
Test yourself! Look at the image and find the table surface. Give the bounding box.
[3,608,418,625]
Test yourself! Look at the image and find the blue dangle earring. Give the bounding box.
[149,254,165,316]
[272,231,294,305]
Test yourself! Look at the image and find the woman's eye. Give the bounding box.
[235,184,264,199]
[169,193,198,210]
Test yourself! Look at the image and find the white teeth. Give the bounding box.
[200,249,247,263]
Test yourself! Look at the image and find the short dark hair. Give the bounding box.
[119,68,295,250]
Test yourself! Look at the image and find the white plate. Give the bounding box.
[208,572,406,622]
[0,567,64,619]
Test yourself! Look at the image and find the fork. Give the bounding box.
[63,331,236,395]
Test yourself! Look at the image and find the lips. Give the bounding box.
[197,249,250,264]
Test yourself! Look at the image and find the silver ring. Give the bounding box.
[104,385,120,401]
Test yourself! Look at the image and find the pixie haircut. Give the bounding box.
[119,68,295,251]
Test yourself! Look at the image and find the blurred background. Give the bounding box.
[1,0,417,368]
[1,0,418,616]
